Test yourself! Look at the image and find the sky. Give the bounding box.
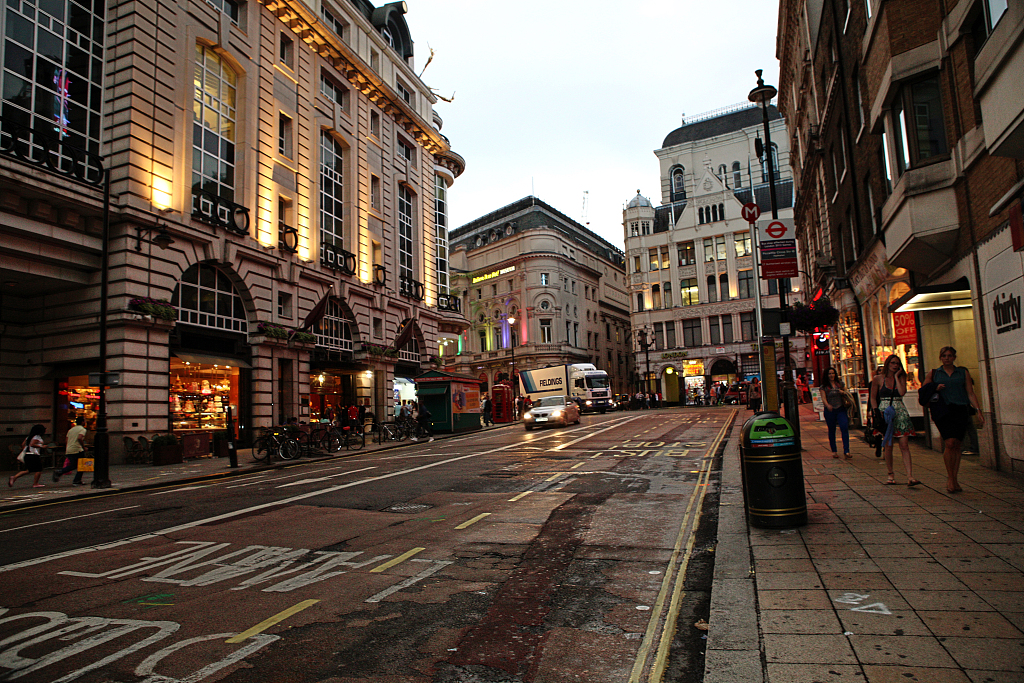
[403,1,782,248]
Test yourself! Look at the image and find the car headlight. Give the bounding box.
[585,400,593,406]
[524,412,534,420]
[550,409,562,418]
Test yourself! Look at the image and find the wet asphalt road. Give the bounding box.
[0,408,735,683]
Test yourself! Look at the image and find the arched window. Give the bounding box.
[672,167,686,199]
[732,161,742,188]
[172,263,248,333]
[719,273,730,301]
[698,207,705,224]
[718,203,725,220]
[315,299,354,351]
[652,284,662,309]
[192,45,238,224]
[706,274,717,303]
[718,164,728,187]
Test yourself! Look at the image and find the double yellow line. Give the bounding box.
[628,410,735,683]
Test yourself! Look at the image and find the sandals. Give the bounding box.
[832,453,840,459]
[844,453,853,460]
[907,479,921,487]
[885,475,896,485]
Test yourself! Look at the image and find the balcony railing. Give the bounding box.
[399,274,425,301]
[437,293,461,313]
[191,189,250,236]
[321,243,357,275]
[0,115,105,187]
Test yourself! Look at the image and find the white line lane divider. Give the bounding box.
[0,506,141,535]
[276,467,376,488]
[549,416,644,451]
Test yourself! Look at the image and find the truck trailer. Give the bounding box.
[518,363,613,413]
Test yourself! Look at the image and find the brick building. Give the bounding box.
[777,0,1024,476]
[0,0,466,459]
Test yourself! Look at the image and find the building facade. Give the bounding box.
[778,0,1024,477]
[0,0,466,459]
[447,197,633,397]
[624,104,808,404]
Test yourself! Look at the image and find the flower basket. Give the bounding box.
[257,322,290,339]
[363,343,398,358]
[128,297,177,321]
[292,331,316,344]
[789,299,840,333]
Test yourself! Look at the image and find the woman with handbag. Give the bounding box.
[9,424,47,488]
[817,367,852,459]
[923,346,984,493]
[870,355,918,486]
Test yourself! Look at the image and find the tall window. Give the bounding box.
[398,185,414,281]
[719,274,730,300]
[704,238,715,262]
[665,322,676,348]
[320,132,344,264]
[709,316,721,344]
[891,75,947,175]
[738,269,754,299]
[192,45,237,222]
[740,312,756,341]
[706,275,717,303]
[663,281,672,308]
[435,174,449,294]
[315,299,354,351]
[636,293,645,312]
[722,315,733,343]
[278,113,292,158]
[1,0,107,161]
[653,322,665,350]
[672,167,686,198]
[734,232,752,257]
[677,241,695,266]
[761,143,779,182]
[716,235,727,260]
[540,319,552,343]
[172,263,248,333]
[652,284,662,309]
[649,248,660,271]
[320,72,349,111]
[718,164,728,187]
[680,278,698,306]
[682,319,702,347]
[541,273,550,286]
[732,161,742,188]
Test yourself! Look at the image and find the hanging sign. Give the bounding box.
[892,312,917,346]
[757,218,798,279]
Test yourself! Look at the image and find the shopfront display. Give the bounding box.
[170,357,239,433]
[309,370,358,422]
[56,376,100,437]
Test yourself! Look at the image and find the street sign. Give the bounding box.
[757,218,798,279]
[741,203,761,224]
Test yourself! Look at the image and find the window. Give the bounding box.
[722,315,733,343]
[320,6,349,41]
[649,248,660,271]
[172,263,248,333]
[891,75,948,175]
[732,161,742,188]
[371,175,381,211]
[478,328,487,352]
[738,269,754,299]
[718,164,728,187]
[984,0,1007,31]
[663,281,672,308]
[541,273,550,286]
[680,278,698,305]
[320,72,349,111]
[719,274,730,300]
[760,142,779,182]
[854,73,865,132]
[630,221,639,237]
[704,238,715,262]
[540,300,550,310]
[740,312,756,341]
[652,284,662,309]
[660,246,670,270]
[370,111,381,138]
[316,300,354,351]
[709,317,720,345]
[633,256,641,274]
[672,167,686,199]
[370,48,380,72]
[653,323,665,350]
[682,319,702,347]
[435,174,449,294]
[396,79,412,105]
[665,322,676,348]
[278,113,293,158]
[208,0,239,22]
[398,185,414,281]
[398,138,415,165]
[734,232,752,257]
[278,292,292,318]
[192,45,238,224]
[642,221,652,235]
[706,275,717,303]
[716,235,727,260]
[373,317,383,339]
[279,32,294,69]
[572,280,577,294]
[677,241,695,266]
[636,293,645,312]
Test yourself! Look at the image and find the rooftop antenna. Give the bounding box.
[581,190,589,224]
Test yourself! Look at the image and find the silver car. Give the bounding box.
[523,395,581,430]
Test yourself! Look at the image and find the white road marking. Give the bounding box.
[150,486,207,496]
[0,506,140,534]
[275,467,376,488]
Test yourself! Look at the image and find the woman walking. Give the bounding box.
[817,367,851,459]
[924,347,984,493]
[870,355,918,486]
[9,424,47,488]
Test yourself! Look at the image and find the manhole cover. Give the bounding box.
[384,503,433,513]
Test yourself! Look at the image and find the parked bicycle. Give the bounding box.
[252,426,300,463]
[373,420,406,444]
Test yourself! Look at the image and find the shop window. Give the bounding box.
[173,263,248,333]
[315,299,354,351]
[169,359,239,433]
[56,377,100,437]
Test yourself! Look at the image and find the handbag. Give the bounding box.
[78,457,95,472]
[16,447,27,464]
[840,390,855,410]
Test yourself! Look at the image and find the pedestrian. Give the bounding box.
[410,401,434,442]
[482,393,493,426]
[922,346,984,493]
[53,416,87,486]
[870,354,918,486]
[10,424,47,488]
[748,378,762,412]
[870,365,884,458]
[817,366,851,460]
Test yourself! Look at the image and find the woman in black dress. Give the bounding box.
[9,424,46,488]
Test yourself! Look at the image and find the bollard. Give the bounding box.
[227,438,238,468]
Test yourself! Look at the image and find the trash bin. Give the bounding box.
[740,411,807,528]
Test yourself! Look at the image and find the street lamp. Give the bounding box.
[636,327,655,397]
[749,69,800,442]
[507,316,517,396]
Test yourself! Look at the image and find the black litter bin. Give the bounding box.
[740,412,807,528]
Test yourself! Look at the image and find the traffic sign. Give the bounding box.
[742,203,761,223]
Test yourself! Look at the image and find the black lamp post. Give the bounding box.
[749,69,800,442]
[636,327,655,397]
[508,316,517,397]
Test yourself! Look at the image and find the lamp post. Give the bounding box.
[507,316,517,396]
[636,327,655,398]
[749,69,800,442]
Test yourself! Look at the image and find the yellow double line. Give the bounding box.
[628,410,735,683]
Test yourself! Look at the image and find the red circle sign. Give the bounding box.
[741,203,761,223]
[765,221,787,239]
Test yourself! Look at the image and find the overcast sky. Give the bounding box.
[403,1,781,248]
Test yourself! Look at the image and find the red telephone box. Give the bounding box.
[492,383,515,423]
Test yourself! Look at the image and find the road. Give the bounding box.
[0,407,736,683]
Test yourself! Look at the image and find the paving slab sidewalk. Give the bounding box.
[707,404,1024,683]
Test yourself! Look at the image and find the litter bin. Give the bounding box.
[740,411,807,528]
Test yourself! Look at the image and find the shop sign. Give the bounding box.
[992,289,1021,336]
[472,265,515,284]
[892,312,917,346]
[984,246,1023,358]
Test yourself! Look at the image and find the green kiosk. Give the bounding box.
[414,370,483,433]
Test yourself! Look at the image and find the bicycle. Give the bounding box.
[338,424,364,450]
[252,426,300,463]
[373,421,406,444]
[305,423,342,454]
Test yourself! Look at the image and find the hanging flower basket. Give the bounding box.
[789,299,840,333]
[128,297,177,321]
[257,322,290,340]
[363,343,398,358]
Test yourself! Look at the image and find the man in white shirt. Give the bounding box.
[54,417,87,485]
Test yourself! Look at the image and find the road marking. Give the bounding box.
[365,559,452,603]
[570,461,585,469]
[547,417,644,451]
[509,491,532,502]
[545,473,565,482]
[150,486,207,496]
[225,599,319,643]
[455,513,491,530]
[369,547,425,573]
[276,467,376,487]
[0,505,140,534]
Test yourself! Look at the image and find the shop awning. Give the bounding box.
[890,277,972,313]
[172,351,252,369]
[415,384,449,396]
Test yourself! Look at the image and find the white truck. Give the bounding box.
[518,363,613,413]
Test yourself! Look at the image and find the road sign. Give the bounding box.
[758,218,798,279]
[742,203,761,224]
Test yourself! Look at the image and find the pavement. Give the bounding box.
[707,403,1024,683]
[4,408,1023,682]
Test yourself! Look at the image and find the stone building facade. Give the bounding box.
[624,104,808,404]
[0,0,466,459]
[778,0,1024,476]
[447,197,633,398]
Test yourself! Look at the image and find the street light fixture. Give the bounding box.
[749,69,800,442]
[507,316,517,396]
[636,326,655,397]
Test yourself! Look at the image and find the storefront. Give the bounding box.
[169,353,246,437]
[55,375,100,439]
[309,369,360,422]
[682,359,705,402]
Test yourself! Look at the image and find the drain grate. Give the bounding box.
[383,502,433,513]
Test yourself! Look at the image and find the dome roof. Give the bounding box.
[627,191,652,209]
